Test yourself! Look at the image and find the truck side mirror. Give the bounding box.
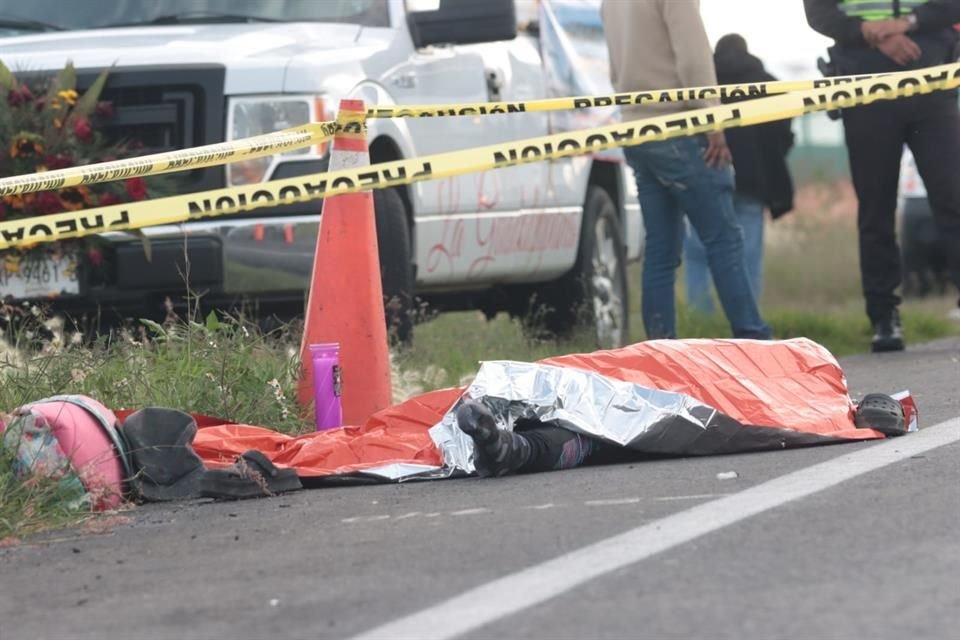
[407,0,517,48]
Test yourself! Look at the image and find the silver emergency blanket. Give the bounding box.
[341,463,447,482]
[429,360,837,475]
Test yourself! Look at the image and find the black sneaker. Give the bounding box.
[455,401,531,477]
[871,311,905,353]
[854,393,907,436]
[200,450,302,500]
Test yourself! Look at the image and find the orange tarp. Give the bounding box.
[192,387,456,477]
[190,339,883,478]
[542,339,871,439]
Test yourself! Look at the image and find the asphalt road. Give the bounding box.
[2,338,959,640]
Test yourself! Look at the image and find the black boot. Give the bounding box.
[122,408,207,501]
[455,401,531,477]
[871,309,905,353]
[200,450,302,500]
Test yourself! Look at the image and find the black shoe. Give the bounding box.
[122,408,207,501]
[871,311,905,353]
[854,393,907,436]
[200,450,302,500]
[455,401,531,477]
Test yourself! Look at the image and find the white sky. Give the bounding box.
[699,0,835,79]
[697,2,845,144]
[519,1,841,88]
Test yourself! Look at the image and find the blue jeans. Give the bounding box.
[624,136,771,340]
[684,195,766,316]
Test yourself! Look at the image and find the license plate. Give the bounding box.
[0,252,80,299]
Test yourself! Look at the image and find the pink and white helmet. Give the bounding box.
[12,395,131,511]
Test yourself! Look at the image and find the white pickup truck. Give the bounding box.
[0,0,642,347]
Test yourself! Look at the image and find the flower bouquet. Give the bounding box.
[0,60,162,301]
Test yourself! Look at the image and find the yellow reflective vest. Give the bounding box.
[839,0,928,21]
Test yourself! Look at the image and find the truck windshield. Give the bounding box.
[0,0,389,33]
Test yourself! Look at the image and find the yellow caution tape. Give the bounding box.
[0,65,948,197]
[333,115,369,142]
[365,67,935,118]
[0,120,338,197]
[0,63,958,251]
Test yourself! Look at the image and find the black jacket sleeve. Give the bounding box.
[804,0,867,47]
[806,0,960,46]
[914,0,960,31]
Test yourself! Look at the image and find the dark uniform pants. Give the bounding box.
[842,90,960,322]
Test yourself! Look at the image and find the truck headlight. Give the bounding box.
[226,95,335,186]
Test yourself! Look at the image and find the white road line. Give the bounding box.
[346,418,960,640]
[584,497,641,506]
[341,515,390,524]
[393,512,422,521]
[655,493,728,502]
[449,508,490,516]
[525,503,556,510]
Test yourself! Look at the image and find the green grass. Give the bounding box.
[2,180,958,540]
[0,314,305,436]
[0,441,95,544]
[0,312,308,541]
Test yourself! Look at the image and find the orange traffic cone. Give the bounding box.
[297,99,392,426]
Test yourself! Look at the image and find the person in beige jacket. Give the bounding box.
[601,0,771,340]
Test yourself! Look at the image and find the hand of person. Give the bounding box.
[876,33,922,66]
[703,131,732,169]
[861,19,910,46]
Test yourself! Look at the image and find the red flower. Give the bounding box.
[98,192,122,207]
[7,84,34,107]
[94,101,114,118]
[43,153,74,170]
[72,117,93,143]
[125,177,147,201]
[33,192,63,214]
[86,247,104,267]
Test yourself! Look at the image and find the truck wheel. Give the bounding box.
[528,185,630,348]
[374,186,415,345]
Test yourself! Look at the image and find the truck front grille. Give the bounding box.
[77,65,227,193]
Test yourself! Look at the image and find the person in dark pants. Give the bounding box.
[804,0,960,352]
[684,34,796,315]
[601,0,772,341]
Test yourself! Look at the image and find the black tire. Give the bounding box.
[525,186,630,348]
[374,186,415,345]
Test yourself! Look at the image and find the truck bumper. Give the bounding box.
[14,214,325,321]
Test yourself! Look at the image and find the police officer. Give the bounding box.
[804,0,960,352]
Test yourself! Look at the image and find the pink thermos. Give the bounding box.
[310,343,343,431]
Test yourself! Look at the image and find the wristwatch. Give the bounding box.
[902,13,918,32]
